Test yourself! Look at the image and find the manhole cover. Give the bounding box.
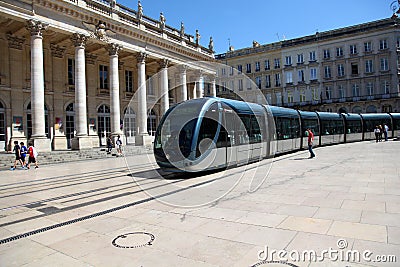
[251,261,299,267]
[112,232,155,249]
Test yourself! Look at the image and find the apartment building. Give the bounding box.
[216,18,400,114]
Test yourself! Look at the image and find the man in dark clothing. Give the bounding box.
[11,141,25,170]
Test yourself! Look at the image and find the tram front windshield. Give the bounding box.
[155,99,206,161]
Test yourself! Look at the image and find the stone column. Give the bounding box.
[192,81,197,99]
[197,71,204,98]
[159,59,169,115]
[26,19,51,151]
[109,43,123,136]
[135,52,151,146]
[71,33,91,149]
[210,75,217,97]
[179,65,188,102]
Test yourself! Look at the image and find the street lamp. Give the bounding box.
[390,0,400,18]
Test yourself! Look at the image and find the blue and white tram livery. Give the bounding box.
[154,97,400,172]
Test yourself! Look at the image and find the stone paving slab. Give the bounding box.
[0,140,399,266]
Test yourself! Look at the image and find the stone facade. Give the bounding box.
[216,18,400,114]
[0,0,215,151]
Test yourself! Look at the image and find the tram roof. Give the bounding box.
[268,106,299,118]
[316,112,343,120]
[212,97,266,116]
[359,113,391,120]
[341,113,362,121]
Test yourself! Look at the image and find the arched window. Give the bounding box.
[124,107,136,144]
[147,109,157,136]
[26,102,49,138]
[366,105,377,113]
[338,107,347,114]
[352,106,362,114]
[65,103,75,149]
[97,104,110,146]
[382,104,392,113]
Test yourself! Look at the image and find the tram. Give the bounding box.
[154,97,400,172]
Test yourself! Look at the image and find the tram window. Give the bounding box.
[346,120,362,133]
[321,120,344,135]
[216,126,230,147]
[238,115,251,145]
[275,117,300,140]
[302,119,319,136]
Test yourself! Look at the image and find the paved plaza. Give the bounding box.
[0,140,399,266]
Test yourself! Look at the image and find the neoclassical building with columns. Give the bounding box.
[0,0,217,151]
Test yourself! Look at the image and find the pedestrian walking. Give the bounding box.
[106,135,113,154]
[374,125,380,143]
[383,124,389,141]
[378,125,383,142]
[26,142,39,169]
[307,128,315,159]
[11,141,25,170]
[115,135,122,156]
[20,142,28,167]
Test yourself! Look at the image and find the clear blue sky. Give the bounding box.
[118,0,396,54]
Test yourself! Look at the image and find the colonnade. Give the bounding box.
[25,19,217,150]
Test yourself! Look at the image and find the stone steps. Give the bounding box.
[0,145,152,170]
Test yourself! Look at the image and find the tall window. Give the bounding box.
[300,89,306,102]
[147,109,157,136]
[338,85,345,99]
[124,107,136,142]
[264,59,270,70]
[230,80,235,91]
[125,70,133,92]
[147,75,154,95]
[365,60,373,73]
[312,88,319,101]
[325,86,332,100]
[382,80,390,94]
[237,65,242,74]
[246,63,251,73]
[255,62,260,72]
[379,39,388,50]
[350,44,357,55]
[229,66,234,76]
[255,76,261,88]
[221,68,226,76]
[298,70,305,82]
[309,51,316,61]
[380,58,389,71]
[274,58,280,68]
[297,54,304,64]
[275,73,281,86]
[352,84,360,97]
[336,47,343,57]
[68,58,75,85]
[246,79,251,90]
[310,68,317,80]
[265,75,271,88]
[238,79,243,91]
[287,90,293,103]
[285,56,292,66]
[324,66,331,78]
[366,82,374,96]
[351,63,359,75]
[286,71,293,83]
[337,64,345,77]
[323,49,330,59]
[99,65,109,89]
[364,41,372,52]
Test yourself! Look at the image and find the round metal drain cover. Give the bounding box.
[251,261,299,267]
[112,232,155,249]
